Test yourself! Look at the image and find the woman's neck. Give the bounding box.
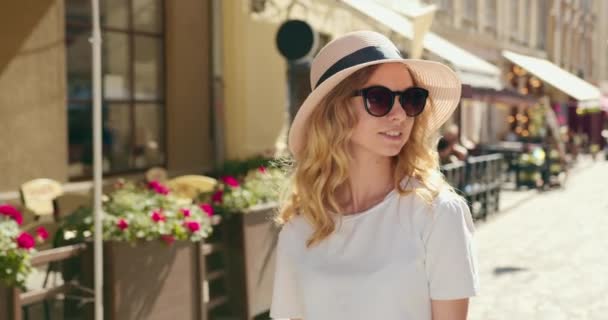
[338,152,395,215]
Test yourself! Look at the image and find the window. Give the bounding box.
[484,0,497,33]
[435,0,452,13]
[66,0,165,179]
[463,0,477,24]
[537,0,547,49]
[509,0,519,41]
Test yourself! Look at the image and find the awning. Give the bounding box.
[502,50,601,107]
[340,0,503,90]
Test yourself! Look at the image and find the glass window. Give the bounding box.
[133,0,162,33]
[66,0,165,179]
[104,104,133,172]
[134,104,165,168]
[66,27,92,100]
[509,1,519,40]
[101,0,128,29]
[463,0,477,23]
[66,0,90,24]
[435,0,452,13]
[537,0,547,50]
[134,35,163,99]
[103,32,130,99]
[485,0,497,32]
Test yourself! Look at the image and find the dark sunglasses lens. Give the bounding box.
[365,87,393,116]
[400,88,428,116]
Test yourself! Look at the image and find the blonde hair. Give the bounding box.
[275,64,452,248]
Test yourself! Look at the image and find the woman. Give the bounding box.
[271,31,478,320]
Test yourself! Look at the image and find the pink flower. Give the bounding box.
[258,166,267,174]
[16,232,35,250]
[36,227,49,242]
[161,235,175,245]
[117,219,129,231]
[185,221,201,233]
[211,190,224,204]
[222,176,240,188]
[180,208,191,218]
[199,203,214,217]
[148,180,170,195]
[0,204,23,225]
[151,211,166,223]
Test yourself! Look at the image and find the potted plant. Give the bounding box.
[201,163,288,319]
[0,204,48,319]
[63,180,214,320]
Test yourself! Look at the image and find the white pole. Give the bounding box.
[90,0,104,319]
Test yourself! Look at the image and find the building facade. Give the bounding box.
[426,0,606,147]
[0,0,215,194]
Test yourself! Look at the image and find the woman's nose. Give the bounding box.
[388,97,407,122]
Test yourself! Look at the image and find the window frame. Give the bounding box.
[65,0,167,181]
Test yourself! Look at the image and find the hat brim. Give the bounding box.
[288,58,462,158]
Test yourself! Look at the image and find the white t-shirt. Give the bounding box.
[270,182,479,320]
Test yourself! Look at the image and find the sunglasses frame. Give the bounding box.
[354,86,429,118]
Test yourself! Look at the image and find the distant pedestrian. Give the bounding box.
[271,31,478,320]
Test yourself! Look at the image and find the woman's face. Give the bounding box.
[349,63,416,159]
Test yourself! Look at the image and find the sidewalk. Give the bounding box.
[494,154,596,218]
[469,156,607,319]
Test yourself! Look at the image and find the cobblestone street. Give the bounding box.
[469,157,608,320]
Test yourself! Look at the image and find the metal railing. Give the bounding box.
[441,153,504,220]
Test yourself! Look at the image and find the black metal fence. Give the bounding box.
[440,153,504,220]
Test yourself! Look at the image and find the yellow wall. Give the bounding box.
[221,0,374,159]
[222,1,287,159]
[0,0,68,192]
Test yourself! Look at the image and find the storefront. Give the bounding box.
[502,50,603,152]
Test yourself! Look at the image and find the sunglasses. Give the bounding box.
[354,86,429,117]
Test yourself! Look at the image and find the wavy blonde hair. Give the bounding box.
[275,64,453,248]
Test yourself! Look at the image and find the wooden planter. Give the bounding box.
[0,285,19,320]
[81,240,206,320]
[221,204,280,319]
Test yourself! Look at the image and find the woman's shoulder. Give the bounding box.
[395,176,471,230]
[278,215,313,246]
[399,173,465,206]
[432,188,467,209]
[428,189,474,235]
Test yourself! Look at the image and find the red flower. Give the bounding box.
[0,204,23,225]
[117,219,129,231]
[185,221,200,233]
[180,208,191,218]
[222,176,240,188]
[36,227,49,242]
[258,166,267,174]
[161,235,175,245]
[16,232,35,250]
[211,190,224,204]
[199,203,214,217]
[148,180,170,195]
[151,211,166,223]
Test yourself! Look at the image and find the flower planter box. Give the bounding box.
[0,285,19,320]
[221,204,280,319]
[81,240,207,320]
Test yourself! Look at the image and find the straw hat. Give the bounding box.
[288,30,462,158]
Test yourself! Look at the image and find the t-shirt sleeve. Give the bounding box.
[270,225,305,319]
[423,195,479,300]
